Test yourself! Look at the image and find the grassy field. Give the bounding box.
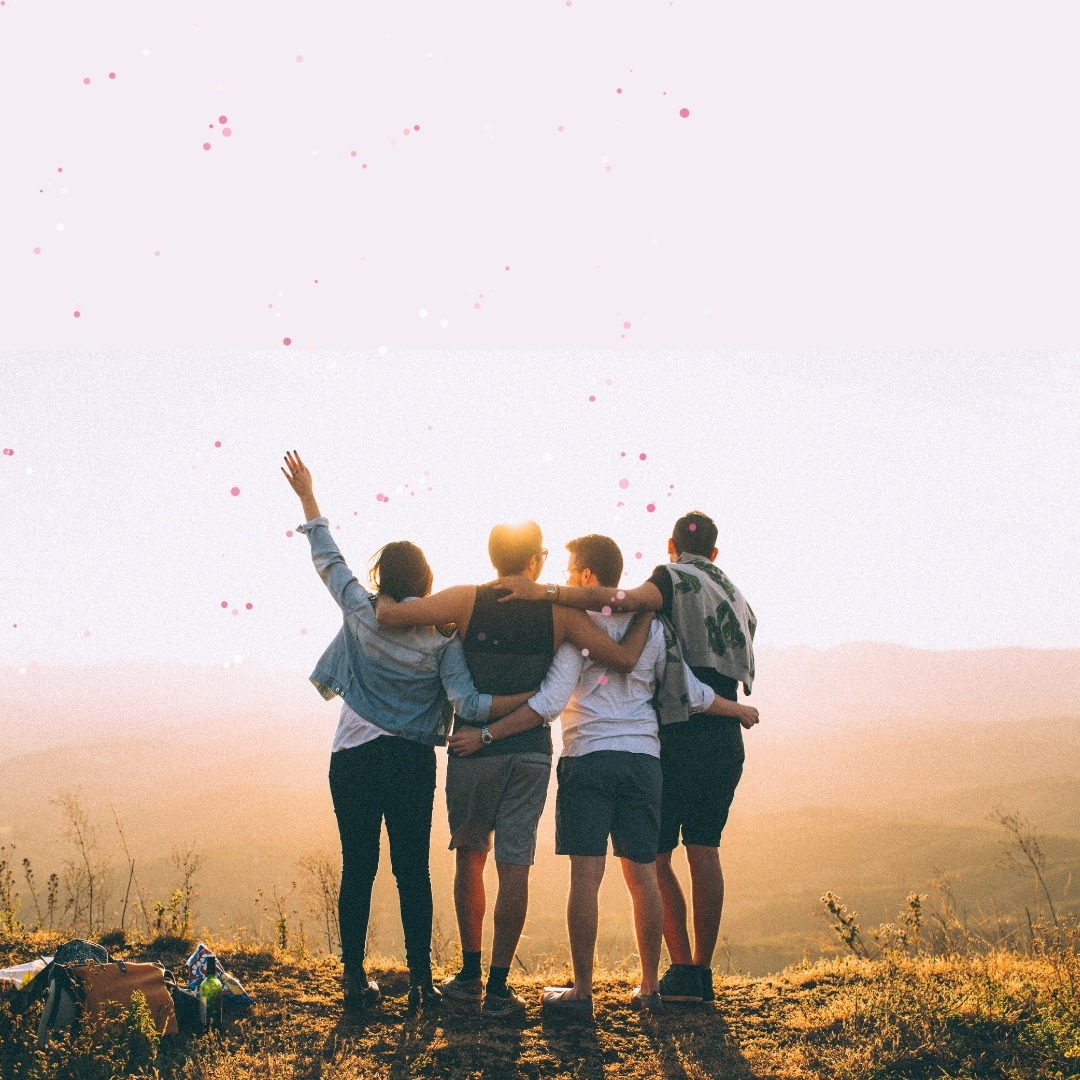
[3,926,1079,1080]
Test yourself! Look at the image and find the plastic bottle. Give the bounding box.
[198,955,223,1032]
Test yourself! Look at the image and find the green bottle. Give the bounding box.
[198,955,223,1032]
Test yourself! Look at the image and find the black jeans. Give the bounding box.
[328,736,436,979]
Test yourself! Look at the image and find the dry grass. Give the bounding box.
[3,928,1079,1080]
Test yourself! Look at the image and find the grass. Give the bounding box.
[2,927,1080,1079]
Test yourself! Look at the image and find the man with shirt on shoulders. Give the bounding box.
[493,511,756,1005]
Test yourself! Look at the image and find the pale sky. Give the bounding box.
[3,3,1080,672]
[2,350,1076,672]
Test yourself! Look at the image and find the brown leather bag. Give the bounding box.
[71,960,178,1038]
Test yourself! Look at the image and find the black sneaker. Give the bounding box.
[343,967,380,1012]
[408,982,443,1013]
[439,974,484,1004]
[657,964,704,1003]
[698,966,714,1002]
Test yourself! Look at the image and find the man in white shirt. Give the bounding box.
[448,534,759,1016]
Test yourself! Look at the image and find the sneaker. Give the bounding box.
[439,974,484,1004]
[631,987,664,1014]
[541,986,593,1019]
[408,983,443,1013]
[698,966,714,1002]
[342,968,380,1012]
[482,987,528,1019]
[657,964,704,1003]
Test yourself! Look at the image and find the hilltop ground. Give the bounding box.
[2,930,1079,1080]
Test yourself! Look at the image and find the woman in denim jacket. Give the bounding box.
[283,452,535,1013]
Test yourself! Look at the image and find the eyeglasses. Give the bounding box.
[538,548,548,563]
[565,564,584,581]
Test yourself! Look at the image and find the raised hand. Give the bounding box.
[281,451,321,520]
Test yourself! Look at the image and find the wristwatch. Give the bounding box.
[480,726,494,745]
[544,583,559,602]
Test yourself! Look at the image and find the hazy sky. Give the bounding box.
[2,4,1080,672]
[2,350,1076,671]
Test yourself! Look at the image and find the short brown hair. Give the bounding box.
[566,534,623,588]
[672,511,718,557]
[369,541,433,601]
[488,521,544,576]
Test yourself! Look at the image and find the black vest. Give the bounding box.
[457,585,555,757]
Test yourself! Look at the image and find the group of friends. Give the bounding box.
[281,451,759,1018]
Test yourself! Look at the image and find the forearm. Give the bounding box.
[299,494,321,522]
[486,705,546,742]
[554,584,649,612]
[298,517,366,612]
[490,690,536,719]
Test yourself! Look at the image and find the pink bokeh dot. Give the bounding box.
[219,115,228,124]
[616,501,624,508]
[689,522,697,531]
[83,630,91,638]
[300,628,307,635]
[616,88,622,94]
[222,128,232,137]
[413,124,420,131]
[73,310,81,318]
[154,250,160,256]
[245,602,253,610]
[635,552,643,560]
[203,143,212,151]
[623,321,631,329]
[83,77,90,85]
[601,606,612,616]
[109,72,116,79]
[2,448,13,456]
[214,440,222,447]
[620,451,626,457]
[58,167,63,172]
[33,247,41,254]
[606,378,614,385]
[566,1,572,6]
[221,601,228,609]
[285,530,294,537]
[504,265,510,271]
[557,125,564,132]
[477,632,487,641]
[640,452,647,460]
[362,163,367,169]
[474,302,481,309]
[598,673,608,685]
[283,337,292,346]
[232,609,238,616]
[351,150,357,157]
[646,503,656,513]
[295,54,304,63]
[679,107,690,118]
[618,478,630,489]
[588,395,596,402]
[230,486,240,496]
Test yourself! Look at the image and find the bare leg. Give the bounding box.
[490,862,530,969]
[686,844,724,968]
[655,850,693,965]
[454,848,488,954]
[560,855,606,999]
[620,859,663,995]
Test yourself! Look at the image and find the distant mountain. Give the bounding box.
[3,644,1078,759]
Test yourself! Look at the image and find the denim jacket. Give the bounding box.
[297,518,492,745]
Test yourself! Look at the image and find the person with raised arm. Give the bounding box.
[281,452,538,1015]
[375,520,653,1018]
[492,511,756,1005]
[449,533,759,1017]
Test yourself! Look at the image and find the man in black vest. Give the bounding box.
[376,521,651,1017]
[493,511,755,1005]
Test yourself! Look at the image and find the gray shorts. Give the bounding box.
[445,751,552,866]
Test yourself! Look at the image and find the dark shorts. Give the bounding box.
[555,751,663,864]
[658,716,745,852]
